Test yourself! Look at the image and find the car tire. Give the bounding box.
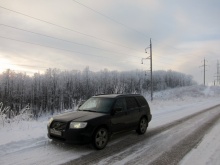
[92,127,109,150]
[136,117,148,135]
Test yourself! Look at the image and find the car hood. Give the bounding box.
[53,110,108,122]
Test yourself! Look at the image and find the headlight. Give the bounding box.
[48,118,53,127]
[69,122,87,129]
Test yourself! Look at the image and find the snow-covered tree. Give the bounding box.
[0,68,196,117]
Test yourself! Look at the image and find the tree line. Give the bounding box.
[0,67,196,117]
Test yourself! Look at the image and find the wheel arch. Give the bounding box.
[92,124,110,136]
[140,115,149,123]
[92,124,110,150]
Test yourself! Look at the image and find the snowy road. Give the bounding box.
[65,105,220,165]
[1,104,220,165]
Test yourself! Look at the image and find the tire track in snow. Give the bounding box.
[63,105,220,165]
[0,137,47,156]
[148,107,220,165]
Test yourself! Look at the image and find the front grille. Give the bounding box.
[50,121,67,131]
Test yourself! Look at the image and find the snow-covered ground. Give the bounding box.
[180,118,220,165]
[149,85,220,128]
[0,115,48,146]
[0,85,220,165]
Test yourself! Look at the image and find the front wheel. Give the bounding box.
[136,117,148,135]
[92,127,109,150]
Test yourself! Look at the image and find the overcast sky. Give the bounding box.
[0,0,220,85]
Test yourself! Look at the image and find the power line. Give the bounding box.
[0,6,196,66]
[72,0,193,56]
[72,0,188,57]
[0,35,179,70]
[0,5,193,74]
[0,23,144,59]
[0,35,183,72]
[0,5,142,53]
[0,3,198,60]
[72,0,189,50]
[0,61,104,72]
[73,0,197,54]
[0,35,142,65]
[0,63,48,69]
[0,24,183,67]
[72,0,151,39]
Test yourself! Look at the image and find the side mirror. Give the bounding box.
[112,107,122,115]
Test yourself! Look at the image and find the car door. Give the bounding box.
[125,97,140,129]
[110,98,127,133]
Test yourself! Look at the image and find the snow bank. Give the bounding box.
[147,85,220,111]
[146,85,220,128]
[0,116,49,146]
[152,85,206,100]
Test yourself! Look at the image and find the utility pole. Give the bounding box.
[215,60,220,85]
[217,60,220,85]
[214,60,220,86]
[200,58,207,86]
[150,39,153,101]
[142,38,153,101]
[204,58,206,85]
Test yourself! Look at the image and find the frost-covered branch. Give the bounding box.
[0,68,197,116]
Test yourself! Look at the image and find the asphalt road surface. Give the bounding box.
[1,105,220,165]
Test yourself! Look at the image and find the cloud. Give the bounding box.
[0,0,220,84]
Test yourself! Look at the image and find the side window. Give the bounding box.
[113,98,126,111]
[125,97,139,110]
[136,96,148,107]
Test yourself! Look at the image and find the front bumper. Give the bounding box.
[48,122,94,144]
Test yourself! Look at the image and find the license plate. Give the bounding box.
[50,129,62,136]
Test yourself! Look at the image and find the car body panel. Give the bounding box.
[48,94,152,147]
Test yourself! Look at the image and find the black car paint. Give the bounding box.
[48,94,152,147]
[48,111,110,143]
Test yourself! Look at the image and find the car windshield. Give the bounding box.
[78,97,114,113]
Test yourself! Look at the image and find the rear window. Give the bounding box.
[125,97,139,110]
[136,96,148,107]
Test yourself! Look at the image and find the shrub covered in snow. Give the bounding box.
[0,103,33,128]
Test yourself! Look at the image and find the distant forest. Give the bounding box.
[0,67,196,117]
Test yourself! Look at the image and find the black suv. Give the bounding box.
[47,94,152,150]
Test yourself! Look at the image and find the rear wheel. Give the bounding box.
[92,127,109,150]
[136,117,148,135]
